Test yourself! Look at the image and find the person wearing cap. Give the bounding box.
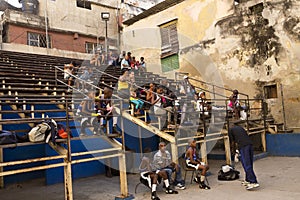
[229,123,260,190]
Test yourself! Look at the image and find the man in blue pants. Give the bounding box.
[229,123,260,190]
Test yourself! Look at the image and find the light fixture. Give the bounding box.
[101,12,110,21]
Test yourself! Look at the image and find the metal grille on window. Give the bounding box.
[28,32,51,48]
[160,22,179,58]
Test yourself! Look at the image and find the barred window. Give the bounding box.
[27,32,51,48]
[159,20,179,58]
[85,42,103,53]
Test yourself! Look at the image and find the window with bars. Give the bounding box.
[159,20,179,72]
[85,42,103,53]
[159,20,179,58]
[27,32,51,48]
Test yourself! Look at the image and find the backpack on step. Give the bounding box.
[28,122,51,143]
[0,130,18,145]
[218,165,240,181]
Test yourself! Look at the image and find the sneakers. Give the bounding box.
[166,187,178,194]
[246,183,260,190]
[199,181,210,190]
[241,180,250,186]
[193,177,200,184]
[151,192,160,200]
[175,183,186,190]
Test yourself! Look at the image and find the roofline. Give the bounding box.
[122,0,186,26]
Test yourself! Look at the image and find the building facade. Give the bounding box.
[0,0,120,59]
[121,0,300,129]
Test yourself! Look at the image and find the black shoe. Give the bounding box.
[199,181,210,190]
[151,192,160,200]
[166,187,178,194]
[193,177,200,184]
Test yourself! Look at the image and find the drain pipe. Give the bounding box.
[280,83,287,130]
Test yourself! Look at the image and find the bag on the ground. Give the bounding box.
[0,130,18,145]
[218,165,240,181]
[28,122,51,142]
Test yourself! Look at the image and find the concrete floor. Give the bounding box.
[0,156,300,200]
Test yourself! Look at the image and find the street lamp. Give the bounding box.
[101,12,110,65]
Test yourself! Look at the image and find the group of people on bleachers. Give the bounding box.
[116,73,213,130]
[120,51,146,72]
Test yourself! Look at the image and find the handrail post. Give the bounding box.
[64,100,73,200]
[55,66,58,87]
[213,85,216,99]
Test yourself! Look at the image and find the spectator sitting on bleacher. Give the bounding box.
[117,69,131,99]
[118,50,126,66]
[228,90,247,120]
[90,53,100,66]
[196,91,211,116]
[151,85,169,130]
[130,56,137,69]
[139,57,146,72]
[130,87,144,115]
[121,55,131,71]
[146,83,156,103]
[139,147,178,200]
[76,67,93,92]
[79,90,100,136]
[95,87,119,134]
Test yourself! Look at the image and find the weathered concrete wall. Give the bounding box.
[123,0,300,128]
[214,0,300,127]
[37,0,119,41]
[122,0,234,75]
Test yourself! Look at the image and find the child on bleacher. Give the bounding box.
[130,87,144,115]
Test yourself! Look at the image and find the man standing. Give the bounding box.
[152,142,186,190]
[229,123,260,190]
